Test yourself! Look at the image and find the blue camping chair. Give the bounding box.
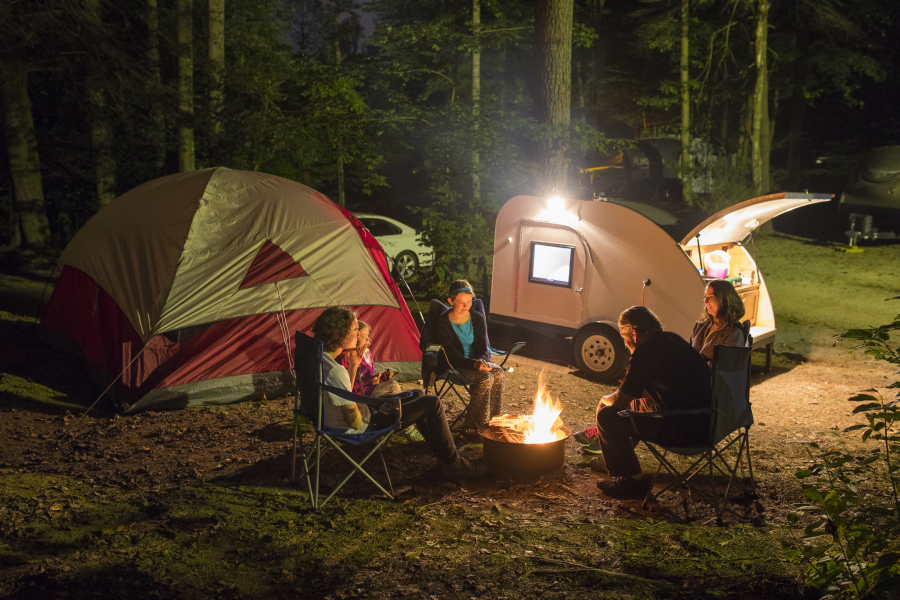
[419,299,525,428]
[291,331,414,510]
[621,342,756,522]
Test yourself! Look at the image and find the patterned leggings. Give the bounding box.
[456,365,505,430]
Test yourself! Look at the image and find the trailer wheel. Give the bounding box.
[573,325,629,383]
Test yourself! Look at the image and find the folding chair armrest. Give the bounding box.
[490,341,526,368]
[620,408,714,448]
[379,390,416,401]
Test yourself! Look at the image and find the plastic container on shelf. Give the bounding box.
[704,250,730,279]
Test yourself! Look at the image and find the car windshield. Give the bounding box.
[861,149,900,183]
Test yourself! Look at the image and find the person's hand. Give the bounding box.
[478,360,492,372]
[345,348,363,370]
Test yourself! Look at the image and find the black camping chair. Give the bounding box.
[291,331,414,510]
[419,299,525,428]
[621,343,756,522]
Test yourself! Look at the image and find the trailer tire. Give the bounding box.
[573,325,629,383]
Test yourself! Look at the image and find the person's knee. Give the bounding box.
[596,405,620,433]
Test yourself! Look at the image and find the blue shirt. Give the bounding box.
[451,318,475,359]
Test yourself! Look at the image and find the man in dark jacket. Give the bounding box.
[591,306,711,499]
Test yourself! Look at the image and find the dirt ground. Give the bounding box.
[1,231,898,599]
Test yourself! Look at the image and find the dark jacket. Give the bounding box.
[434,309,491,371]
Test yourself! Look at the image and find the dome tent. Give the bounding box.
[42,168,422,413]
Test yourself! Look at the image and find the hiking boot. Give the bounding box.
[597,475,653,500]
[402,425,426,442]
[582,441,603,455]
[573,426,599,446]
[589,455,608,474]
[440,457,491,482]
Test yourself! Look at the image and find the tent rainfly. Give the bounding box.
[42,168,422,413]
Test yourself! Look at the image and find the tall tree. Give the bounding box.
[0,59,50,250]
[535,0,575,194]
[177,0,195,172]
[84,0,117,206]
[750,0,770,195]
[471,0,481,200]
[208,0,225,163]
[147,0,166,175]
[680,0,692,204]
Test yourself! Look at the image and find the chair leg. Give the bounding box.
[291,419,298,483]
[314,435,322,511]
[378,447,394,497]
[709,450,722,523]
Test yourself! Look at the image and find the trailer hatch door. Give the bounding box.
[514,223,586,327]
[680,192,832,246]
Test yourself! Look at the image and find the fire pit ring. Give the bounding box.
[478,425,572,480]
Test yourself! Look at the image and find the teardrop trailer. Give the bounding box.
[488,192,832,382]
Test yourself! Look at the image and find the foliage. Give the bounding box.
[786,297,900,599]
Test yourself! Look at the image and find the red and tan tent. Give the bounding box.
[42,168,422,413]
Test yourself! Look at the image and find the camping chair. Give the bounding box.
[291,331,414,510]
[419,299,525,428]
[622,344,755,522]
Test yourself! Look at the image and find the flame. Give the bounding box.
[523,371,563,444]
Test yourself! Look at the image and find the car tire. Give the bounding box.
[394,251,419,279]
[573,324,629,383]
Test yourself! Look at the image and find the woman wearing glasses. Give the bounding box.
[690,279,747,362]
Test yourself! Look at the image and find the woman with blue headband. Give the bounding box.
[434,279,505,435]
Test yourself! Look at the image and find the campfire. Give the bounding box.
[479,371,571,479]
[486,385,565,444]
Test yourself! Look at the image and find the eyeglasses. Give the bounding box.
[703,295,715,302]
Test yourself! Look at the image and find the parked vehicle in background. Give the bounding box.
[837,146,900,245]
[354,213,434,279]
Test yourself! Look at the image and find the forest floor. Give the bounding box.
[1,227,899,600]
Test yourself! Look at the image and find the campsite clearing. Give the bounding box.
[1,232,899,599]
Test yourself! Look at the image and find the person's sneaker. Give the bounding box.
[597,475,653,499]
[582,441,603,455]
[440,457,491,482]
[589,455,608,474]
[573,426,599,446]
[402,425,426,442]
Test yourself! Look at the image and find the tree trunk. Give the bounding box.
[85,0,117,206]
[751,0,770,195]
[177,0,195,172]
[472,0,481,200]
[208,0,225,164]
[0,59,49,250]
[147,0,166,175]
[680,0,691,204]
[535,0,574,195]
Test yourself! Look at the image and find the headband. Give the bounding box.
[451,287,473,294]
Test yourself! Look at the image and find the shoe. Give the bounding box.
[440,457,491,482]
[403,425,426,442]
[597,475,653,499]
[458,427,483,442]
[573,426,599,446]
[589,456,608,474]
[582,441,603,455]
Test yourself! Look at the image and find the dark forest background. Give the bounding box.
[2,0,898,287]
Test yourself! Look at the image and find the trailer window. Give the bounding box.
[529,242,575,288]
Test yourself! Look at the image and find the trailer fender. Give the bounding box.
[572,321,629,383]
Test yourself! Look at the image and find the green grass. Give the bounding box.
[0,471,806,599]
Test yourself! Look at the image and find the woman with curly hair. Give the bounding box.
[434,279,505,434]
[312,306,489,481]
[690,279,748,362]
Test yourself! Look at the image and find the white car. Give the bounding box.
[354,213,434,279]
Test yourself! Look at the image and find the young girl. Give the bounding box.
[339,321,401,398]
[434,279,505,433]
